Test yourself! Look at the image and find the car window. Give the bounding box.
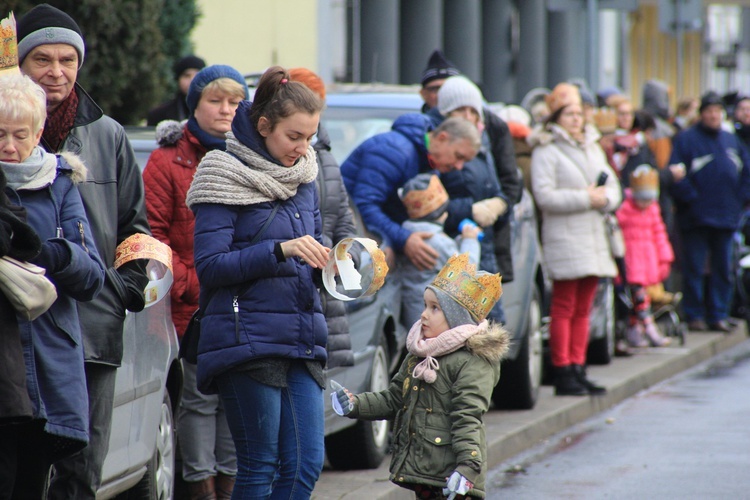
[322,106,416,165]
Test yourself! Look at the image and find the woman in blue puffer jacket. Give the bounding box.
[186,66,329,498]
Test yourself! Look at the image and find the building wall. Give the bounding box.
[191,0,320,75]
[628,5,702,107]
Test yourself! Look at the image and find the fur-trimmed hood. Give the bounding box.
[59,151,88,184]
[465,321,510,363]
[155,119,185,147]
[527,122,601,149]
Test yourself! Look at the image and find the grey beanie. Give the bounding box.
[17,4,85,68]
[427,286,476,329]
[437,75,484,122]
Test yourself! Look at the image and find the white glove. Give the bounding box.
[330,379,354,416]
[472,197,507,227]
[443,471,473,500]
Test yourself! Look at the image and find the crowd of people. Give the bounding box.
[3,3,750,499]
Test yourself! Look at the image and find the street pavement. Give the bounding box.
[312,324,748,499]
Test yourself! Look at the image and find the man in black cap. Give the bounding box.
[17,4,150,498]
[669,91,750,333]
[147,54,207,125]
[419,49,460,113]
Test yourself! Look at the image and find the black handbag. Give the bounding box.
[179,203,281,364]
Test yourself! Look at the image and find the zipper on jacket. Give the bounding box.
[76,221,89,253]
[233,295,240,343]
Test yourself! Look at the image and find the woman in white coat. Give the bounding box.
[529,83,621,396]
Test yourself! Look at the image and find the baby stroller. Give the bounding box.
[613,258,686,348]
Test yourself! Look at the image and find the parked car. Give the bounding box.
[98,258,182,498]
[321,87,547,410]
[125,126,407,472]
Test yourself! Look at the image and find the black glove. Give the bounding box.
[31,240,71,274]
[0,219,11,257]
[0,207,41,261]
[111,259,149,312]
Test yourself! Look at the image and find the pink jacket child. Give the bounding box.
[616,165,673,347]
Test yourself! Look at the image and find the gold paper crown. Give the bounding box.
[401,175,449,220]
[629,165,659,191]
[430,253,502,322]
[593,108,617,134]
[0,12,19,76]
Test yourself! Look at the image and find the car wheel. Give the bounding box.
[325,341,391,470]
[587,280,615,365]
[493,286,543,410]
[122,391,175,499]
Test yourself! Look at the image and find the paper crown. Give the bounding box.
[115,234,174,308]
[0,12,19,76]
[323,237,389,301]
[401,174,449,220]
[430,253,502,322]
[593,108,617,134]
[629,165,659,191]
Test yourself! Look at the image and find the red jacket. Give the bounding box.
[143,124,206,337]
[616,193,674,287]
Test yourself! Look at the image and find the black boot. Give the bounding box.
[554,366,588,396]
[571,364,607,395]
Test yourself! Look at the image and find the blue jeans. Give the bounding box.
[680,227,734,323]
[217,362,324,499]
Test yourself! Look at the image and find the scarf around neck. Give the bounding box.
[406,319,488,383]
[1,146,58,191]
[43,87,78,152]
[187,116,227,151]
[185,132,318,208]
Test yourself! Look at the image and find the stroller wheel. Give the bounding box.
[678,323,688,345]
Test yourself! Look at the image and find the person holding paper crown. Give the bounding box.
[187,66,331,498]
[331,253,509,499]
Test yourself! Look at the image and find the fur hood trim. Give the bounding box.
[156,120,185,147]
[466,321,510,363]
[527,123,601,149]
[59,152,88,184]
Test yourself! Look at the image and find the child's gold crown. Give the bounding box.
[630,164,659,191]
[0,13,19,76]
[430,253,502,322]
[401,174,449,220]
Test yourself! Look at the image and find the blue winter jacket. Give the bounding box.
[669,123,750,230]
[341,113,434,251]
[191,116,327,394]
[426,108,508,275]
[4,154,105,460]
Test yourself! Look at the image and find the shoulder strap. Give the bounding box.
[553,143,593,185]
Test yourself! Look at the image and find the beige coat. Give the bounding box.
[528,124,621,281]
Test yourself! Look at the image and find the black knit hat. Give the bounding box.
[421,49,460,87]
[174,55,206,80]
[700,91,724,113]
[17,4,85,68]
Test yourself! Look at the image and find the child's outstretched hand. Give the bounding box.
[443,471,473,500]
[330,379,354,416]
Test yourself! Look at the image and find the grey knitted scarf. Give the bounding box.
[186,132,318,208]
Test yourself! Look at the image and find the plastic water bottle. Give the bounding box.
[458,219,484,242]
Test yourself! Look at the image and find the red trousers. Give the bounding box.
[549,276,599,367]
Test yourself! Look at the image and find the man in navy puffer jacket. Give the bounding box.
[341,115,480,270]
[670,91,750,332]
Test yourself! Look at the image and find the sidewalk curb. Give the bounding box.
[313,326,748,499]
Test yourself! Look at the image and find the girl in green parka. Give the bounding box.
[332,253,509,499]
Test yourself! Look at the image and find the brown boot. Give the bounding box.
[215,474,236,500]
[188,476,216,500]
